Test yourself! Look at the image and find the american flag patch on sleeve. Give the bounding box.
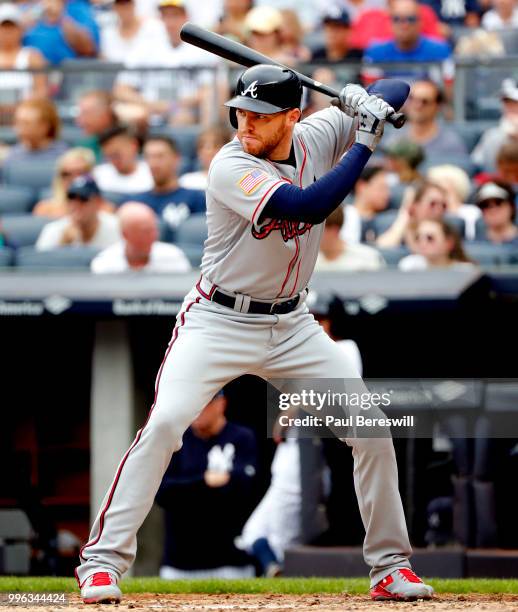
[237,169,269,195]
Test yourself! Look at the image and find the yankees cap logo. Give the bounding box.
[241,80,259,98]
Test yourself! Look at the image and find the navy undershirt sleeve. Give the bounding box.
[261,142,372,224]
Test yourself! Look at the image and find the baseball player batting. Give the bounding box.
[76,65,433,603]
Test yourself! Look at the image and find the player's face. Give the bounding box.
[235,108,298,158]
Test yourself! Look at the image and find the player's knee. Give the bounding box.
[147,412,186,450]
[344,435,395,455]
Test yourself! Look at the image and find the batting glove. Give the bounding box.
[355,95,395,152]
[332,84,369,118]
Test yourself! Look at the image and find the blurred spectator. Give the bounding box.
[496,140,518,185]
[471,79,518,174]
[2,99,67,168]
[33,148,115,218]
[385,80,467,157]
[278,9,311,64]
[427,165,481,239]
[93,125,153,193]
[377,180,448,248]
[23,0,99,65]
[35,175,121,250]
[454,28,505,56]
[481,0,518,29]
[91,201,191,273]
[399,218,474,269]
[75,90,118,162]
[315,207,386,271]
[256,0,321,30]
[475,180,518,245]
[321,0,385,22]
[100,0,167,63]
[133,135,205,226]
[243,6,294,65]
[302,67,344,117]
[0,3,47,112]
[383,140,425,186]
[421,0,480,30]
[214,0,253,42]
[363,0,451,80]
[340,166,391,244]
[156,391,257,579]
[114,0,219,125]
[310,8,363,64]
[350,0,444,49]
[179,126,231,191]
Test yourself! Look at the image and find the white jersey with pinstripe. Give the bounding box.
[202,107,355,300]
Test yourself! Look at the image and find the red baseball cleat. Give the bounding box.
[370,568,434,601]
[80,571,122,604]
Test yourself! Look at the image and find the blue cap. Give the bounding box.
[67,175,100,200]
[322,7,350,26]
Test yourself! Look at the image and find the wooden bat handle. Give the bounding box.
[180,22,406,128]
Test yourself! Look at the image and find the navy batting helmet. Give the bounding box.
[225,64,303,129]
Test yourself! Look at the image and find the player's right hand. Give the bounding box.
[332,84,369,118]
[355,95,395,152]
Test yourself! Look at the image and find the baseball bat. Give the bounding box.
[180,22,407,128]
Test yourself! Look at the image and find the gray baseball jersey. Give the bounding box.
[202,107,355,300]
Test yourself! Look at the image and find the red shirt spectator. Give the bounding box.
[350,2,444,48]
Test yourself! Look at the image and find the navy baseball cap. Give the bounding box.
[322,7,350,26]
[67,175,100,200]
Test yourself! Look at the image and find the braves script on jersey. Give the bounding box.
[202,107,355,299]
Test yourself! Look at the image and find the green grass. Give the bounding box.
[0,577,517,595]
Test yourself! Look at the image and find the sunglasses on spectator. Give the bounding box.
[409,95,436,105]
[67,193,91,203]
[392,15,418,23]
[478,198,507,210]
[416,233,439,243]
[427,199,447,209]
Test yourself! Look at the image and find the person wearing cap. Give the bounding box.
[0,3,47,107]
[91,202,191,273]
[475,180,518,245]
[243,6,291,65]
[35,175,121,251]
[311,8,363,64]
[383,139,425,186]
[155,391,257,579]
[23,0,99,65]
[384,80,467,158]
[99,0,167,63]
[471,79,518,174]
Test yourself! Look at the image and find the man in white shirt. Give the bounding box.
[91,201,191,273]
[36,176,121,251]
[316,206,386,271]
[93,126,153,193]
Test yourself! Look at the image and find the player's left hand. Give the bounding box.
[332,84,369,118]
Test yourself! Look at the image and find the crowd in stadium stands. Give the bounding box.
[1,0,518,271]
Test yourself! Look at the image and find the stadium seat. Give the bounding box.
[464,242,515,266]
[174,213,208,245]
[56,59,123,103]
[0,247,14,267]
[452,122,493,154]
[3,158,58,191]
[2,215,51,247]
[178,243,203,268]
[371,210,399,237]
[444,214,466,237]
[0,185,36,215]
[15,246,100,269]
[376,246,410,266]
[422,155,475,177]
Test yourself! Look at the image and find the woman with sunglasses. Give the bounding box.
[33,148,115,218]
[376,179,447,249]
[475,180,518,245]
[399,218,473,270]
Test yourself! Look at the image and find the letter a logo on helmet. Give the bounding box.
[241,80,258,98]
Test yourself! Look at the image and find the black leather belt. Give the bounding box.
[211,289,302,315]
